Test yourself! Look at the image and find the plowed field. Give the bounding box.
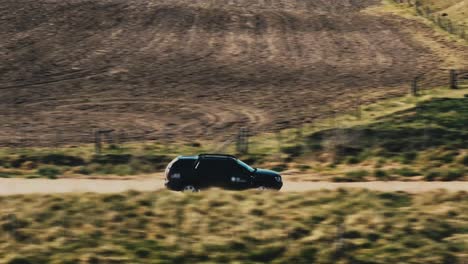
[1,0,467,146]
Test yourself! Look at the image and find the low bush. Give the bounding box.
[113,164,135,176]
[401,151,418,164]
[271,163,288,172]
[424,169,442,181]
[11,154,84,168]
[460,155,468,166]
[345,170,369,181]
[442,169,465,181]
[6,256,33,264]
[296,164,311,172]
[345,156,361,164]
[37,166,61,179]
[393,167,419,177]
[281,144,304,158]
[91,154,132,165]
[374,169,389,179]
[430,151,459,163]
[76,166,91,175]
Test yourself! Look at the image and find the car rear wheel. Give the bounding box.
[182,185,199,192]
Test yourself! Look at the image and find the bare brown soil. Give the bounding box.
[1,0,467,146]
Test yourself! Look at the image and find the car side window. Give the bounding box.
[196,159,216,176]
[196,159,232,177]
[229,160,250,177]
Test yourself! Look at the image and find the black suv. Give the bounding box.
[165,154,282,191]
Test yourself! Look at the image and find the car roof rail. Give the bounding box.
[198,153,237,159]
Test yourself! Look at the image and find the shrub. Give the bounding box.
[374,158,386,168]
[108,144,120,150]
[113,164,135,176]
[7,256,33,264]
[460,155,468,166]
[378,192,412,207]
[0,171,23,178]
[37,166,61,179]
[280,145,303,158]
[345,156,361,164]
[135,248,151,258]
[430,151,459,163]
[188,142,201,148]
[1,214,30,231]
[332,177,349,182]
[91,154,132,165]
[402,151,418,164]
[20,161,37,170]
[296,164,311,171]
[343,230,362,239]
[393,167,419,177]
[76,166,91,175]
[345,170,369,181]
[424,170,442,181]
[271,164,288,172]
[346,170,369,178]
[40,154,85,166]
[374,169,388,179]
[249,244,286,262]
[442,169,465,181]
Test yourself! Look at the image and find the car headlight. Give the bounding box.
[275,176,282,182]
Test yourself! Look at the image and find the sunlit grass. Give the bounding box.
[0,189,466,263]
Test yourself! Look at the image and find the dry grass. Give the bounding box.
[0,189,467,263]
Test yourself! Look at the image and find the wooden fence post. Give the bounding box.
[276,131,282,153]
[450,69,458,89]
[355,95,362,119]
[236,127,249,154]
[411,77,419,96]
[460,28,466,40]
[94,130,101,154]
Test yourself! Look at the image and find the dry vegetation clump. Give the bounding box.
[0,189,467,263]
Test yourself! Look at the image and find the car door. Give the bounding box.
[195,158,227,188]
[224,160,253,190]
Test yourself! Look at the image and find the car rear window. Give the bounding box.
[171,159,196,171]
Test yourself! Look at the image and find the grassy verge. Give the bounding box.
[0,142,210,179]
[301,97,467,182]
[1,190,467,264]
[243,88,468,181]
[0,87,466,181]
[367,0,468,45]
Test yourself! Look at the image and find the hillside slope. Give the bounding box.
[418,0,468,25]
[1,0,467,146]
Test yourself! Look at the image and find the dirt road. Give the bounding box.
[0,178,466,196]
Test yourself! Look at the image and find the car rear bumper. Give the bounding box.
[165,179,182,191]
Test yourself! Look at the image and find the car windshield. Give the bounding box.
[237,159,255,173]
